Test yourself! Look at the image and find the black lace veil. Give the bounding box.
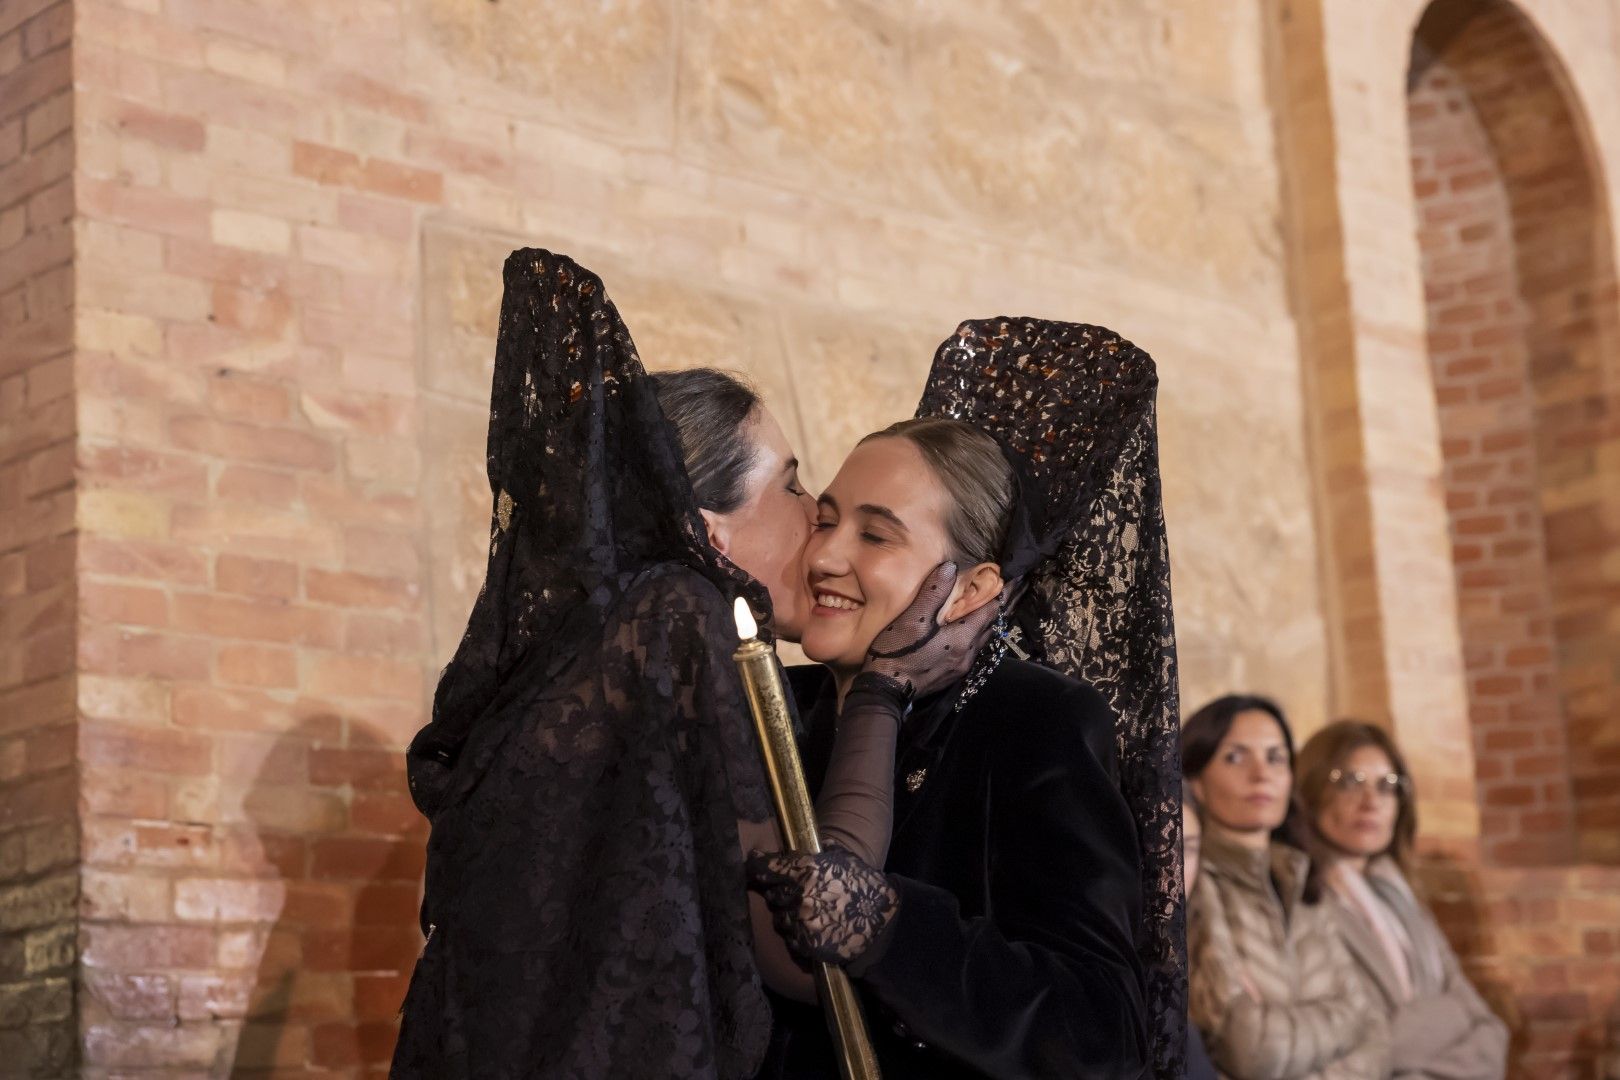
[916,318,1187,1080]
[397,250,773,1078]
[408,249,771,806]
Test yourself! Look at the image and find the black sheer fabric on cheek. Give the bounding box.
[393,250,774,1080]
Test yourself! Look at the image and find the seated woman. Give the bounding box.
[1182,694,1388,1080]
[1296,721,1508,1080]
[749,415,1152,1079]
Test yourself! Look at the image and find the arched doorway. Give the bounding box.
[1408,0,1620,865]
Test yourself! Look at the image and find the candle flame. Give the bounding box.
[733,596,758,640]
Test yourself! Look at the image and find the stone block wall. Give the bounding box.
[0,0,78,1073]
[0,0,1614,1075]
[58,0,1326,1074]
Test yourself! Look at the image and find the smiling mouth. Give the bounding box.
[813,591,864,612]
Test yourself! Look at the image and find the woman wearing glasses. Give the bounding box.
[1181,695,1388,1080]
[1296,722,1508,1080]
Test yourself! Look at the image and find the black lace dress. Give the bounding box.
[391,251,774,1079]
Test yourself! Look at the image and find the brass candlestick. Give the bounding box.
[731,598,882,1080]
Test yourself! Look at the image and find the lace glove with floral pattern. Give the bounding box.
[745,845,900,969]
[860,562,1002,703]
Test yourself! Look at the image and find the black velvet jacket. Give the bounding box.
[757,659,1150,1080]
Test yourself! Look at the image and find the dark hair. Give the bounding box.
[859,418,1013,566]
[1295,720,1418,896]
[650,368,761,514]
[1180,693,1316,894]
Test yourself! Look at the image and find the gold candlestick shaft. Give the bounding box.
[732,634,882,1080]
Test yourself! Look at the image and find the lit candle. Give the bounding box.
[731,598,881,1080]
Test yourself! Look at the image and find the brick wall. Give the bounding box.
[1423,860,1620,1078]
[59,0,1327,1073]
[72,1,429,1071]
[1410,0,1620,867]
[2,0,1613,1075]
[1404,2,1620,1075]
[0,0,78,1074]
[1408,39,1578,866]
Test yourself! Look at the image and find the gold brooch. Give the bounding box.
[905,768,927,794]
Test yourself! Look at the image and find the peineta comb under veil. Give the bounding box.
[395,250,772,1079]
[917,318,1187,1080]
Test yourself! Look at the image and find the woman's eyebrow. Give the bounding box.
[1222,741,1283,753]
[780,457,800,478]
[856,504,908,534]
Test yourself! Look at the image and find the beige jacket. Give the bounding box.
[1327,859,1507,1080]
[1189,831,1391,1080]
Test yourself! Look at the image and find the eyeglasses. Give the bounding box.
[1327,768,1410,797]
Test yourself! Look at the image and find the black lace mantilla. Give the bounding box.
[917,318,1188,1080]
[394,250,773,1078]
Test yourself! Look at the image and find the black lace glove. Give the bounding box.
[859,562,1002,702]
[745,846,900,968]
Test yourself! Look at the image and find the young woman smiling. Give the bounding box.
[749,418,1148,1079]
[1182,696,1388,1080]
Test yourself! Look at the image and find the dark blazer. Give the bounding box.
[758,659,1150,1080]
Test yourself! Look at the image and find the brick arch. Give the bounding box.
[1408,0,1620,865]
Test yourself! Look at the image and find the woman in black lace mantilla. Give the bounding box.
[391,250,791,1079]
[749,319,1187,1080]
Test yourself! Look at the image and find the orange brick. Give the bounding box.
[172,593,341,648]
[81,581,170,628]
[206,370,291,423]
[81,446,209,498]
[350,792,420,836]
[309,747,401,792]
[343,613,425,655]
[305,569,417,610]
[213,465,298,507]
[107,99,206,152]
[170,685,342,741]
[173,878,285,922]
[306,654,421,701]
[79,625,211,680]
[215,553,297,599]
[169,415,335,470]
[81,924,215,972]
[291,140,363,186]
[359,158,441,203]
[216,643,297,688]
[81,722,212,776]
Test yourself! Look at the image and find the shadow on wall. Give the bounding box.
[227,718,426,1076]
